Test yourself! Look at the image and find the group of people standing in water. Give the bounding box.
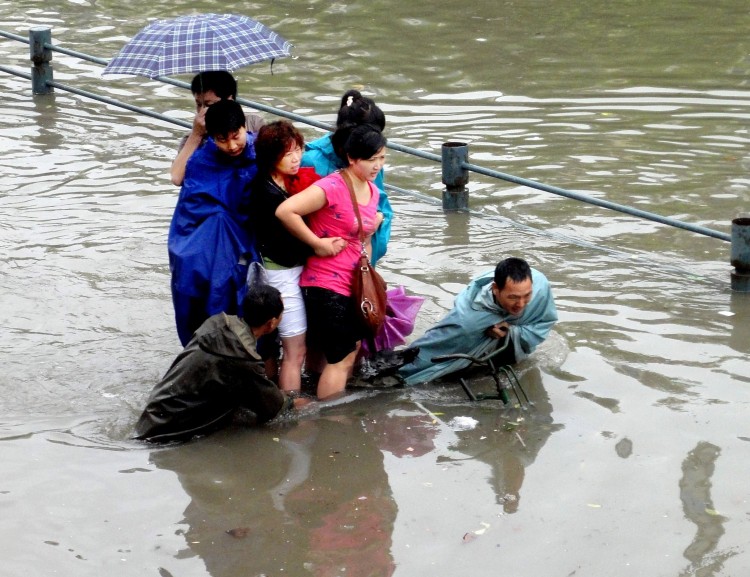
[134,72,558,443]
[167,71,392,400]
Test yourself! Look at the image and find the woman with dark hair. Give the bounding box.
[251,120,319,393]
[276,124,387,400]
[301,89,392,265]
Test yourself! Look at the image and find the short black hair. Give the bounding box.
[332,123,386,163]
[494,257,532,290]
[205,100,246,138]
[190,71,238,100]
[242,284,283,328]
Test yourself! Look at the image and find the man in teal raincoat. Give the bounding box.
[399,257,558,385]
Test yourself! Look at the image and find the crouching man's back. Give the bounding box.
[135,286,288,443]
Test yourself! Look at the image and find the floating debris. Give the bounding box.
[448,416,478,431]
[462,522,491,543]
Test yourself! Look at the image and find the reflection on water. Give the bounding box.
[679,442,734,575]
[132,381,559,576]
[3,0,750,575]
[428,368,560,514]
[149,412,398,577]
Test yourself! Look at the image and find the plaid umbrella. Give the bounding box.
[102,13,292,78]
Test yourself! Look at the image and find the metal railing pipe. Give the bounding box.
[1,28,110,66]
[462,160,731,242]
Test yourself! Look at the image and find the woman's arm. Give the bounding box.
[275,185,346,257]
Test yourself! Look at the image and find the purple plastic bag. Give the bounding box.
[361,285,424,355]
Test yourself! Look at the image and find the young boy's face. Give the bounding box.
[214,126,247,157]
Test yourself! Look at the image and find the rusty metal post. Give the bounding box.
[30,26,53,94]
[730,215,750,292]
[441,141,469,210]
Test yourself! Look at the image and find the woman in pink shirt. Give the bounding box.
[276,124,386,399]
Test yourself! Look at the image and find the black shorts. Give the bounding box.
[303,286,366,364]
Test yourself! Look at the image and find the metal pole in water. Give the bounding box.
[730,216,750,292]
[30,26,53,95]
[441,141,469,210]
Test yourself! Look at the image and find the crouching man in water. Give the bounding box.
[134,285,297,443]
[398,257,558,385]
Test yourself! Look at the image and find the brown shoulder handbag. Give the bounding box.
[342,171,387,337]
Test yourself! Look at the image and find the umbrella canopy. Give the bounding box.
[102,13,292,78]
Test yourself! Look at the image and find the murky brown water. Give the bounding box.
[2,1,750,575]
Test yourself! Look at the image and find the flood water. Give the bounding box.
[2,1,750,575]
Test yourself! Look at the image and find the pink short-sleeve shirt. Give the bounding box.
[299,172,380,296]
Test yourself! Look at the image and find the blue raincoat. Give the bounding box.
[399,268,558,385]
[168,137,259,346]
[301,134,392,264]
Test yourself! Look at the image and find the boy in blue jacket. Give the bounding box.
[168,100,260,346]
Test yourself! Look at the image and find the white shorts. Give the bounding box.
[266,266,307,338]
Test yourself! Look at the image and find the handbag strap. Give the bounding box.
[340,170,368,254]
[341,170,381,351]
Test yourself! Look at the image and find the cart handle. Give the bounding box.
[431,333,511,365]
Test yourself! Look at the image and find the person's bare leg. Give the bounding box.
[278,334,306,392]
[316,345,359,400]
